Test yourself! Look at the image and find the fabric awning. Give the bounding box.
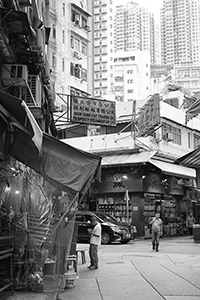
[0,90,43,151]
[102,151,157,167]
[149,159,196,179]
[0,91,101,194]
[10,130,101,194]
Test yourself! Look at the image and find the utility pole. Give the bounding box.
[131,100,136,145]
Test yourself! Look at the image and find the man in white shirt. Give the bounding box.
[87,216,101,270]
[149,212,163,252]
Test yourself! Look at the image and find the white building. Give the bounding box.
[48,0,93,108]
[112,51,151,102]
[174,63,200,94]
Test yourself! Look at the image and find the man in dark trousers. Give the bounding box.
[186,212,196,236]
[149,212,163,252]
[87,216,101,270]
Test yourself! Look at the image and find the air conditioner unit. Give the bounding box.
[2,64,28,86]
[24,75,42,107]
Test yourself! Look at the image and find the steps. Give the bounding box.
[27,214,54,248]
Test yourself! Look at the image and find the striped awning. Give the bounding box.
[176,147,200,168]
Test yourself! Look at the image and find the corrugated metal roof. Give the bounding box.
[101,151,156,167]
[149,159,196,179]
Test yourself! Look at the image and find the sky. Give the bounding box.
[114,0,163,23]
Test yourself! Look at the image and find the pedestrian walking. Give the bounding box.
[149,212,163,252]
[186,212,196,236]
[87,216,101,270]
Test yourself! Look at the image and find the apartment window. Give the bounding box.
[81,42,87,55]
[127,79,133,83]
[127,70,133,74]
[188,132,191,148]
[162,123,181,145]
[82,17,87,29]
[194,134,200,148]
[70,62,74,76]
[62,30,65,44]
[52,53,56,67]
[81,68,87,82]
[62,58,65,72]
[63,3,65,16]
[74,38,80,51]
[128,89,134,93]
[71,36,74,48]
[71,10,80,25]
[52,24,56,39]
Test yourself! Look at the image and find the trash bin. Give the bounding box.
[193,224,200,243]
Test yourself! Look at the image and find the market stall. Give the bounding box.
[0,91,101,299]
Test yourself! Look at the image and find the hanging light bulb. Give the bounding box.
[15,189,20,194]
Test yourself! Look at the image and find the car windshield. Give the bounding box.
[95,213,118,223]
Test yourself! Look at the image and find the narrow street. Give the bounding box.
[8,236,200,300]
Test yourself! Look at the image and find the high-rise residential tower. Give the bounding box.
[160,0,200,66]
[93,0,115,99]
[114,2,155,64]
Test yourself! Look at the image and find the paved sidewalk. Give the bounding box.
[6,236,200,300]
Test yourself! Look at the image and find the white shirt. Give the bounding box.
[90,222,101,245]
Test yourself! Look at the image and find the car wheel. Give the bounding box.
[101,232,111,244]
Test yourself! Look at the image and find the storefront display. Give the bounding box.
[96,194,132,224]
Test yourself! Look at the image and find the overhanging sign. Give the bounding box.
[136,94,160,136]
[70,96,116,126]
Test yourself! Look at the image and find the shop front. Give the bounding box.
[143,173,186,238]
[91,155,196,238]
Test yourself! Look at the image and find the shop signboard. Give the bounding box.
[91,172,143,194]
[144,174,184,195]
[186,189,200,201]
[168,177,184,195]
[136,94,160,136]
[70,95,116,126]
[143,173,164,193]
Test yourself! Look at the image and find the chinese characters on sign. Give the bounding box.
[186,189,200,201]
[70,96,116,126]
[136,94,160,136]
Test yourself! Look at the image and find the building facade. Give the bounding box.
[62,95,200,236]
[93,0,114,99]
[114,2,155,64]
[48,0,93,109]
[112,51,151,102]
[160,0,200,66]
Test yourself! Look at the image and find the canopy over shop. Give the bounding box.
[0,90,101,292]
[91,149,196,237]
[176,147,200,223]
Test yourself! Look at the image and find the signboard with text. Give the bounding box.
[70,96,116,126]
[136,94,160,136]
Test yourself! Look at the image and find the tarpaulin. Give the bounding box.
[0,90,101,194]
